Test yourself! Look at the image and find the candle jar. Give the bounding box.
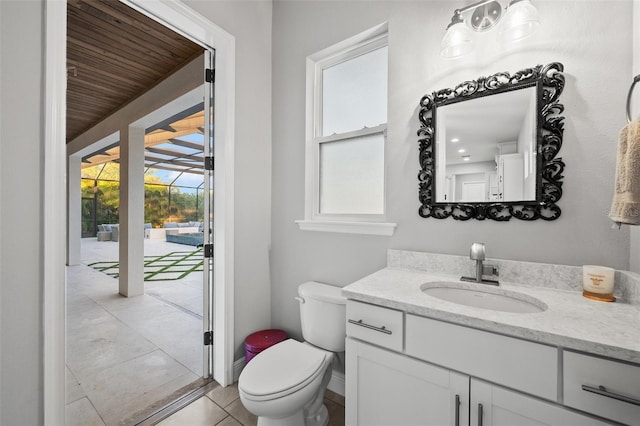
[582,265,616,302]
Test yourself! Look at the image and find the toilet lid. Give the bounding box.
[239,339,328,398]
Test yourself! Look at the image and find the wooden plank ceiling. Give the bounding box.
[66,0,204,143]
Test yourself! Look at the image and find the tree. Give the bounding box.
[80,162,204,232]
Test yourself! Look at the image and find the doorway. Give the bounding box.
[44,0,236,423]
[66,94,214,424]
[461,181,487,203]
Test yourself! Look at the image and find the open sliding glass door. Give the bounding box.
[203,50,215,378]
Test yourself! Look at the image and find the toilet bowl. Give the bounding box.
[238,282,346,426]
[239,339,334,425]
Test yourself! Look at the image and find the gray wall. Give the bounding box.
[271,0,633,339]
[184,0,273,358]
[0,1,45,424]
[631,0,640,273]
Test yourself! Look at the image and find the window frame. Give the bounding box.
[297,23,396,236]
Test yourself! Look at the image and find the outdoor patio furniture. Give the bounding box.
[166,232,204,246]
[97,224,112,241]
[97,224,119,242]
[144,228,167,239]
[110,225,119,242]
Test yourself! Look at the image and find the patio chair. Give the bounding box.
[110,224,119,242]
[96,224,112,241]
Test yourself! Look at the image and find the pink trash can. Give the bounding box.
[244,329,288,363]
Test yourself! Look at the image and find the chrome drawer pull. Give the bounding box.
[348,319,392,335]
[582,385,640,406]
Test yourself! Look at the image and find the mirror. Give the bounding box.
[418,62,565,221]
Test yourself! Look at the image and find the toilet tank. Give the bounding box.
[298,281,347,352]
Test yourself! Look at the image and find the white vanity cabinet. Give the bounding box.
[470,380,608,426]
[346,338,469,426]
[563,350,640,425]
[345,301,615,426]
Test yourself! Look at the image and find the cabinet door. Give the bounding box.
[470,380,610,426]
[346,338,469,426]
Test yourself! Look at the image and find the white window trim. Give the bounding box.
[298,22,396,236]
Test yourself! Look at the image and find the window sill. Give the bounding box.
[295,220,396,236]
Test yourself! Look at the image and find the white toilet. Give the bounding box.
[238,281,346,426]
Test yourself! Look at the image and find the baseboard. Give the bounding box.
[327,370,345,396]
[233,357,245,383]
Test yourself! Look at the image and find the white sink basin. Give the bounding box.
[421,282,547,314]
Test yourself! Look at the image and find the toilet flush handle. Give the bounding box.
[294,296,305,304]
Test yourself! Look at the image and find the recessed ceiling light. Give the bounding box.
[458,148,466,153]
[451,138,460,143]
[462,155,470,161]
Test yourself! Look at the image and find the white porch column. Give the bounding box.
[67,155,82,266]
[119,125,145,297]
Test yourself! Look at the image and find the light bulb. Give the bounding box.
[499,0,540,43]
[440,12,474,59]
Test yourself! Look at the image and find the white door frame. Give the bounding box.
[44,0,236,423]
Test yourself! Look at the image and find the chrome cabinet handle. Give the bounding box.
[477,403,483,426]
[582,385,640,406]
[347,319,392,335]
[454,394,460,426]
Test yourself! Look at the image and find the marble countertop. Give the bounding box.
[342,267,640,364]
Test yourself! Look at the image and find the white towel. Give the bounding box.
[609,118,640,225]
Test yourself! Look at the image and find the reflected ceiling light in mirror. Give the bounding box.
[450,138,460,142]
[440,0,540,59]
[458,148,466,153]
[462,155,471,161]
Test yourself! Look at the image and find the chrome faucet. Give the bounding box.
[461,242,499,285]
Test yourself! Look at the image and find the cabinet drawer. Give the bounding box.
[564,350,640,425]
[406,314,558,401]
[346,301,403,351]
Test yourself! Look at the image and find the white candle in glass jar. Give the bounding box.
[582,265,615,295]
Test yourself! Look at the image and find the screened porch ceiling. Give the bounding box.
[80,104,208,177]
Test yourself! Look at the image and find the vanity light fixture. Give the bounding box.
[440,0,540,59]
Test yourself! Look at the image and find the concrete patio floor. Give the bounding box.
[66,238,207,426]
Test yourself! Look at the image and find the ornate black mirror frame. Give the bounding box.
[417,62,565,221]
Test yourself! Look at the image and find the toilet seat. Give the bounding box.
[239,339,329,402]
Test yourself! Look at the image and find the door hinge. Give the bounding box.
[205,68,215,83]
[204,331,213,345]
[205,156,214,171]
[204,244,213,258]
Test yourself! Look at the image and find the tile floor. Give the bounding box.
[157,383,345,426]
[66,238,207,425]
[67,238,347,426]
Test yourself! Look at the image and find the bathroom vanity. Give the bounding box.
[343,250,640,426]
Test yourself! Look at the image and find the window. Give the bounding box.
[297,23,396,236]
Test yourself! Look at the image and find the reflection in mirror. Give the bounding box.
[418,62,565,221]
[435,87,537,203]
